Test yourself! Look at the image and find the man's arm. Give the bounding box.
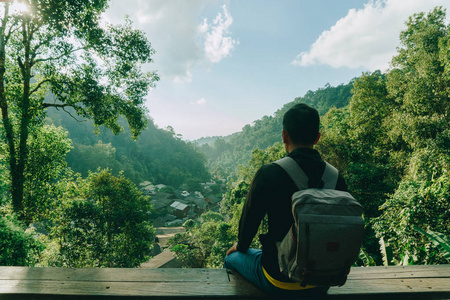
[227,167,268,255]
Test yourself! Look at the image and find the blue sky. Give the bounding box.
[104,0,450,140]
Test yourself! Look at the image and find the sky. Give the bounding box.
[103,0,450,141]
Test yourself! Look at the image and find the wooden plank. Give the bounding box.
[348,265,450,279]
[0,266,448,299]
[2,265,447,281]
[1,277,447,299]
[0,279,265,297]
[328,277,450,300]
[329,278,450,294]
[0,267,228,283]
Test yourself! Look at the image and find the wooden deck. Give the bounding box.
[0,265,448,299]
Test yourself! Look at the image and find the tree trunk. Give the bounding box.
[0,5,23,218]
[13,18,33,223]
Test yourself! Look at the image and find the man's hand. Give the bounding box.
[226,242,238,256]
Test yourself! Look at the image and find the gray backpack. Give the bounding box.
[274,157,364,287]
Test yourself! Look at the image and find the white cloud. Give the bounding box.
[104,1,238,83]
[104,0,205,83]
[292,0,450,71]
[199,5,239,63]
[190,98,207,105]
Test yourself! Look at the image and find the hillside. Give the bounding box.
[196,81,354,178]
[46,109,210,187]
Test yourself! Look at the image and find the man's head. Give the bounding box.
[282,103,320,152]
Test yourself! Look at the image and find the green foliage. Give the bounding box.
[237,143,285,183]
[379,237,394,266]
[414,227,450,262]
[298,82,354,116]
[316,107,352,171]
[22,125,72,223]
[54,169,155,268]
[0,210,43,266]
[0,0,158,222]
[316,7,450,265]
[373,175,450,265]
[358,248,376,267]
[34,234,62,267]
[0,153,10,207]
[386,7,449,177]
[48,110,210,187]
[0,4,448,271]
[168,233,205,268]
[220,181,250,215]
[200,211,224,223]
[174,7,450,269]
[168,212,234,268]
[185,178,203,192]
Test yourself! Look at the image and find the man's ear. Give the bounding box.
[282,130,289,144]
[313,132,321,145]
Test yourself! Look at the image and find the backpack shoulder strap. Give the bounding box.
[274,157,339,190]
[322,162,339,189]
[273,157,308,190]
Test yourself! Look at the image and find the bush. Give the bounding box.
[0,212,43,266]
[373,174,450,265]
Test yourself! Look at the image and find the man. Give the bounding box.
[224,103,347,297]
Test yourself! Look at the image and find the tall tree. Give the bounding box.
[0,1,158,222]
[373,7,450,265]
[386,6,449,180]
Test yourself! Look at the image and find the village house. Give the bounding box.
[205,195,220,207]
[170,201,190,218]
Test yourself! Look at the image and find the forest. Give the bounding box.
[171,7,450,268]
[0,0,209,267]
[0,2,449,269]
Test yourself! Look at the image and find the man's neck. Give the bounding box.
[286,144,313,154]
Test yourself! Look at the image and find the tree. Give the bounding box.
[0,1,158,222]
[386,6,449,180]
[55,169,155,268]
[0,211,43,266]
[22,124,72,222]
[371,7,450,264]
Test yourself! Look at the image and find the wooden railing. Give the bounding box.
[0,265,449,299]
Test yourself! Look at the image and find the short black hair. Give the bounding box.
[282,103,320,145]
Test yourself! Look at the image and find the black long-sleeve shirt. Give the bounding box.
[236,147,348,282]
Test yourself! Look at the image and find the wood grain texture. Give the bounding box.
[0,267,228,282]
[347,265,450,279]
[0,265,448,299]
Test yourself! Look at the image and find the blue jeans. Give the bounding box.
[223,248,328,298]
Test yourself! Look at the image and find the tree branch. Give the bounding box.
[42,103,86,123]
[1,6,19,46]
[41,103,71,108]
[30,29,50,62]
[5,18,20,44]
[29,78,51,96]
[32,47,85,66]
